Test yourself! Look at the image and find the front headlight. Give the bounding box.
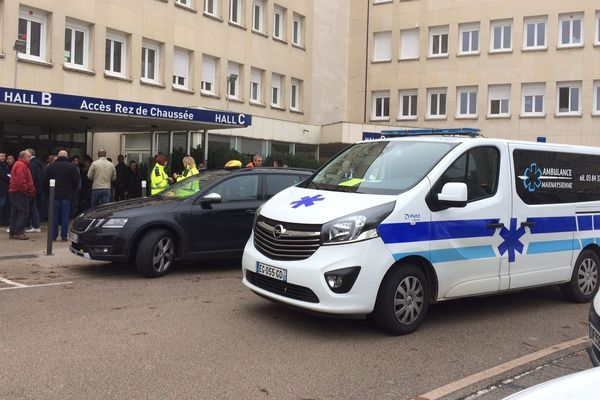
[321,202,395,245]
[102,218,128,228]
[253,204,264,228]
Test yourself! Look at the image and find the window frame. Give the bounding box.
[596,12,600,46]
[292,13,304,47]
[427,88,447,119]
[372,91,390,120]
[172,48,190,89]
[488,84,511,118]
[141,39,160,84]
[201,55,218,95]
[373,31,392,62]
[556,81,582,116]
[64,19,90,70]
[252,0,265,33]
[490,19,512,53]
[458,22,480,55]
[271,73,284,107]
[456,86,478,118]
[523,16,547,50]
[521,83,545,117]
[558,13,584,48]
[250,67,263,103]
[594,80,600,116]
[105,31,127,77]
[273,5,285,40]
[429,26,449,58]
[18,8,48,62]
[290,78,302,111]
[204,0,219,16]
[399,28,419,60]
[229,0,243,25]
[227,61,241,99]
[398,89,418,120]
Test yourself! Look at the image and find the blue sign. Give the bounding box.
[0,86,252,127]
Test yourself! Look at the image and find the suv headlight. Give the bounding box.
[102,218,128,228]
[321,202,395,245]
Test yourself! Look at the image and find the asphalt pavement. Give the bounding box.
[0,225,595,399]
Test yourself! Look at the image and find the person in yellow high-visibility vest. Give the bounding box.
[175,156,199,182]
[150,154,171,195]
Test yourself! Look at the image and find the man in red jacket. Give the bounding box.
[8,150,36,240]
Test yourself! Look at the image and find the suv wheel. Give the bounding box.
[136,229,176,278]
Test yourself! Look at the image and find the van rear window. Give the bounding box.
[514,149,600,204]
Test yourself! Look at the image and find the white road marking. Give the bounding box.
[414,336,588,400]
[0,276,73,291]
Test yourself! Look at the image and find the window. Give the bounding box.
[141,39,160,83]
[18,6,48,61]
[229,0,242,24]
[429,26,448,57]
[556,82,581,115]
[105,31,127,76]
[427,88,447,118]
[172,48,190,88]
[273,5,285,40]
[594,81,600,115]
[488,85,511,117]
[459,23,479,54]
[211,175,259,202]
[523,16,547,50]
[292,13,304,47]
[265,174,303,199]
[175,0,194,8]
[399,29,419,60]
[290,78,302,111]
[432,147,500,205]
[227,61,241,99]
[202,55,217,94]
[490,20,512,52]
[456,87,477,117]
[521,83,545,116]
[64,19,89,69]
[398,90,417,120]
[596,12,600,45]
[373,31,392,61]
[271,73,283,107]
[250,67,263,103]
[252,0,265,32]
[204,0,218,16]
[559,13,583,47]
[372,91,390,120]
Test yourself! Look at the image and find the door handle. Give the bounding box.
[487,223,505,229]
[245,209,256,214]
[521,221,536,228]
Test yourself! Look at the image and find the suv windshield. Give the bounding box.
[157,170,231,199]
[304,140,457,195]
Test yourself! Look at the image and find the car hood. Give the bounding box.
[503,367,600,400]
[80,197,181,219]
[260,186,396,224]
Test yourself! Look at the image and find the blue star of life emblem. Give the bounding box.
[498,218,526,263]
[523,163,542,192]
[290,194,325,208]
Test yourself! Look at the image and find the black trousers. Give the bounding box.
[9,192,30,237]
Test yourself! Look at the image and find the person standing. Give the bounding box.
[246,154,263,168]
[175,156,200,182]
[79,155,93,211]
[125,160,142,199]
[150,154,172,195]
[0,152,10,226]
[7,155,15,170]
[8,150,35,240]
[115,154,128,201]
[70,155,82,217]
[25,148,44,233]
[44,150,80,241]
[88,149,116,207]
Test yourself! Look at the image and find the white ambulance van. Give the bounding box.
[242,129,600,334]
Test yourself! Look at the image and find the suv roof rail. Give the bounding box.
[376,128,482,138]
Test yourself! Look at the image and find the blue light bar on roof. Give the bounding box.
[362,128,481,140]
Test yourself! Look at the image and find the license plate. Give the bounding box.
[592,323,600,352]
[256,262,287,282]
[68,232,78,244]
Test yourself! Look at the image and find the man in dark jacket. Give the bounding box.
[26,148,45,233]
[115,154,128,201]
[8,150,36,240]
[0,152,10,226]
[44,150,80,241]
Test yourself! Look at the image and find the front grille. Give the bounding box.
[72,218,103,233]
[246,270,319,303]
[253,216,321,261]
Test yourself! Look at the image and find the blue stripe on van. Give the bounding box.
[594,216,600,230]
[379,219,499,244]
[577,216,594,231]
[393,245,496,263]
[527,239,581,255]
[528,217,577,234]
[581,238,595,248]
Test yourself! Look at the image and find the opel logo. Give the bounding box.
[273,224,286,238]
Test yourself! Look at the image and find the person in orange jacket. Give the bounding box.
[246,154,263,168]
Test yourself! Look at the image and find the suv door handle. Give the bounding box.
[520,221,536,228]
[487,223,505,229]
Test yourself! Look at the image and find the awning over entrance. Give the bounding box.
[0,86,252,132]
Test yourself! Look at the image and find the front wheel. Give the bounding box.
[560,249,599,303]
[136,229,176,278]
[372,264,430,335]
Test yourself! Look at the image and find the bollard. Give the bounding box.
[46,179,55,256]
[142,180,147,198]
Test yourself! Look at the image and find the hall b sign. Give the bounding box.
[0,86,251,127]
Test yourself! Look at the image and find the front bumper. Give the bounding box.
[242,233,395,315]
[589,303,600,367]
[69,227,130,262]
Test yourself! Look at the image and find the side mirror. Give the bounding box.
[437,182,467,208]
[200,192,222,208]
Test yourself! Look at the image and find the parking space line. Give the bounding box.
[414,336,588,400]
[0,276,72,291]
[0,277,28,287]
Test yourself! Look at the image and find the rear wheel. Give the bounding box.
[560,249,599,303]
[372,264,429,335]
[136,229,176,278]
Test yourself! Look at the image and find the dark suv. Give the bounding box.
[69,167,313,277]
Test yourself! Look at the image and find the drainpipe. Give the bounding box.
[363,0,371,123]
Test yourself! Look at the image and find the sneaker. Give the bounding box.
[5,229,9,233]
[25,227,42,233]
[10,234,29,240]
[61,238,68,242]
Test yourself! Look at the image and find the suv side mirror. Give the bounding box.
[437,182,468,208]
[200,192,222,208]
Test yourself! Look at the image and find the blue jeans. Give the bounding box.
[91,189,111,208]
[53,199,71,240]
